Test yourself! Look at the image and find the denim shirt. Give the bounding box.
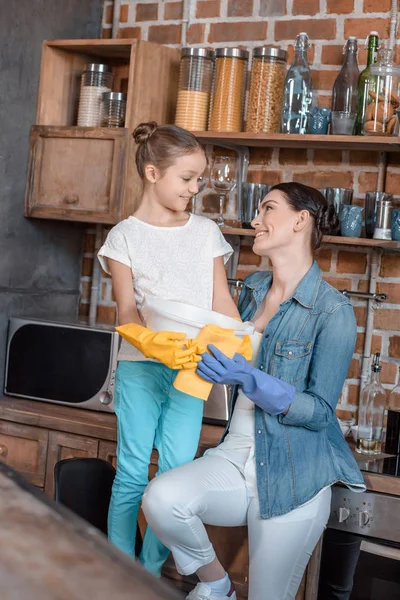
[226,261,365,519]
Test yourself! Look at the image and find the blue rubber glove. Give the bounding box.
[197,344,295,416]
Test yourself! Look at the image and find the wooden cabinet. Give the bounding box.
[25,39,180,223]
[26,126,134,224]
[0,421,48,487]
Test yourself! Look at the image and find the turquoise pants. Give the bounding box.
[108,360,204,576]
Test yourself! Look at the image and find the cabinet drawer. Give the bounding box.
[0,421,48,487]
[25,126,130,224]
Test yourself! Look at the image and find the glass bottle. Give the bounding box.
[354,32,380,135]
[385,367,400,455]
[357,353,386,455]
[281,32,312,134]
[331,37,359,135]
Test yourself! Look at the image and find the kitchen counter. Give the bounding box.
[0,460,183,599]
[0,397,398,497]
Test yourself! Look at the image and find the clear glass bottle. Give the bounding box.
[357,353,386,455]
[331,37,359,135]
[364,49,400,136]
[281,32,312,134]
[385,367,400,455]
[354,32,380,135]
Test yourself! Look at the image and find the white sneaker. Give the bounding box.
[186,582,237,600]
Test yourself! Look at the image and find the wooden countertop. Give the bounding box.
[0,461,183,599]
[0,397,399,497]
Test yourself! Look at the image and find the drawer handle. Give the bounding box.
[64,194,79,205]
[0,445,8,457]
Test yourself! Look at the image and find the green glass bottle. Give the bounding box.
[354,31,380,135]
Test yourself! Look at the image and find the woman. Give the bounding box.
[142,182,366,600]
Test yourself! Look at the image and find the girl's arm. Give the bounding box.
[108,258,142,326]
[212,256,240,319]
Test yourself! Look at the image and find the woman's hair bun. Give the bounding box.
[316,204,338,235]
[133,121,158,145]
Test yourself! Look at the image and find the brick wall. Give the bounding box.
[79,0,400,418]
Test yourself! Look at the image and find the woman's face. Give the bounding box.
[251,190,302,256]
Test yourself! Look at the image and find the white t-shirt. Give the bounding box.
[97,214,233,361]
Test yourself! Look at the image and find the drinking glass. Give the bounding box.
[210,156,237,227]
[191,164,210,214]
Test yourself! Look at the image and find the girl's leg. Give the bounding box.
[247,487,332,600]
[142,455,249,576]
[140,369,204,575]
[108,361,164,557]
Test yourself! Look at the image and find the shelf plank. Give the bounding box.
[193,131,400,152]
[221,228,400,250]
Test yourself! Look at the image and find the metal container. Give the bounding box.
[77,63,114,127]
[364,191,393,238]
[175,48,214,131]
[241,183,270,227]
[374,197,393,239]
[101,92,126,128]
[246,47,287,133]
[209,48,249,132]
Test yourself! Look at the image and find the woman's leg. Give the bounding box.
[108,361,164,557]
[247,487,332,600]
[140,369,204,575]
[142,455,249,576]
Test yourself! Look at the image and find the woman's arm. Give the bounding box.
[278,303,357,431]
[108,258,142,326]
[212,256,240,318]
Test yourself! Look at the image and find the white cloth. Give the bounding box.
[97,214,233,361]
[142,456,332,600]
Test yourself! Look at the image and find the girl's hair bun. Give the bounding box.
[133,121,158,145]
[316,204,338,235]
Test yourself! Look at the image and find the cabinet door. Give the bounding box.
[0,421,48,487]
[25,126,130,224]
[45,431,98,497]
[98,440,117,470]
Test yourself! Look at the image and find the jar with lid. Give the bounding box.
[101,92,127,128]
[77,64,114,127]
[246,47,287,133]
[175,48,214,131]
[209,48,249,132]
[363,49,400,136]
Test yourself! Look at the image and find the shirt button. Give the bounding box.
[264,333,269,339]
[260,365,264,370]
[288,350,293,356]
[259,461,264,467]
[258,429,262,434]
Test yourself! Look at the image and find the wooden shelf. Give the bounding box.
[193,131,400,152]
[221,228,400,250]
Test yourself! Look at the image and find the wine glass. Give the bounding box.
[210,156,237,227]
[191,164,210,214]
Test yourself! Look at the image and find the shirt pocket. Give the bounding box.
[271,341,312,384]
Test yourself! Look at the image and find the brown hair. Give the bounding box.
[132,121,205,179]
[269,182,338,252]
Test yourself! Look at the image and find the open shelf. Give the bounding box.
[193,132,400,152]
[221,228,400,250]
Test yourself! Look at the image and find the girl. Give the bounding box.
[142,182,366,600]
[97,121,239,577]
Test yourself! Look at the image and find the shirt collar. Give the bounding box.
[246,260,322,309]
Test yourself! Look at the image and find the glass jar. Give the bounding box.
[175,48,214,131]
[101,92,127,128]
[246,47,287,133]
[363,49,400,136]
[209,48,249,132]
[77,63,114,127]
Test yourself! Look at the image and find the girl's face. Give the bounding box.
[251,190,303,256]
[150,150,207,211]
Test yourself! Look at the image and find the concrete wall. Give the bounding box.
[0,0,104,390]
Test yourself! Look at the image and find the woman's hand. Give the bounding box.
[197,345,294,416]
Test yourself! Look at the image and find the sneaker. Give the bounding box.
[186,581,237,600]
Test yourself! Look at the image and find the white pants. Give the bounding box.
[142,455,332,600]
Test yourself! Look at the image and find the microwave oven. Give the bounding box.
[4,317,229,423]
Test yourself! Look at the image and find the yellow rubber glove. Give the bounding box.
[116,323,202,370]
[174,324,252,400]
